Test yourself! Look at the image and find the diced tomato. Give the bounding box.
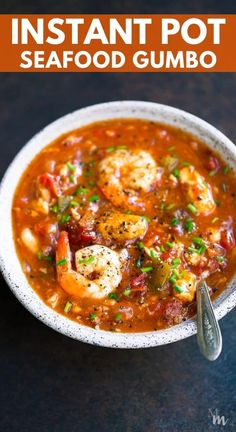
[220,217,235,249]
[205,155,220,173]
[130,273,148,296]
[38,173,61,197]
[67,220,97,247]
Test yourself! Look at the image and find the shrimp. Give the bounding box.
[56,231,122,299]
[97,213,148,242]
[179,166,216,215]
[98,149,161,209]
[173,271,197,303]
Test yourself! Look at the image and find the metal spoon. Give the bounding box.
[196,279,222,361]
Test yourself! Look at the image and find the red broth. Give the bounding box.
[12,119,236,332]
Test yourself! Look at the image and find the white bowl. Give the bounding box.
[0,101,235,348]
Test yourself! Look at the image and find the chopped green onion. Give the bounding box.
[211,217,219,224]
[167,145,175,151]
[88,180,96,187]
[208,170,217,177]
[135,257,142,268]
[141,267,153,273]
[114,313,122,322]
[173,269,181,279]
[122,288,131,297]
[137,241,144,250]
[192,237,204,245]
[76,187,88,195]
[56,259,67,266]
[125,210,132,215]
[166,241,174,248]
[172,168,180,179]
[51,204,59,214]
[150,249,157,259]
[88,160,95,167]
[89,313,97,321]
[141,216,150,223]
[173,284,184,293]
[89,195,99,202]
[182,161,191,167]
[85,170,92,177]
[159,245,166,253]
[64,301,73,313]
[215,199,221,207]
[69,175,76,183]
[169,275,176,284]
[107,146,115,153]
[166,203,175,210]
[67,162,76,172]
[37,251,43,260]
[59,214,71,224]
[187,203,197,215]
[223,166,230,174]
[171,217,179,226]
[216,256,225,262]
[107,145,127,153]
[185,218,195,233]
[172,258,180,268]
[108,292,120,301]
[160,202,165,211]
[221,183,227,192]
[70,200,78,207]
[44,255,52,262]
[79,256,95,265]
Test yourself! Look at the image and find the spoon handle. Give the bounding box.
[197,280,222,361]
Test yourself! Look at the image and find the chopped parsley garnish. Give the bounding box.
[56,259,67,266]
[67,162,76,172]
[185,218,195,233]
[187,203,197,215]
[64,301,73,313]
[79,256,95,265]
[89,313,97,321]
[171,217,179,226]
[141,267,153,273]
[89,195,100,202]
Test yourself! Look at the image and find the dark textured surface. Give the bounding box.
[0,2,236,432]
